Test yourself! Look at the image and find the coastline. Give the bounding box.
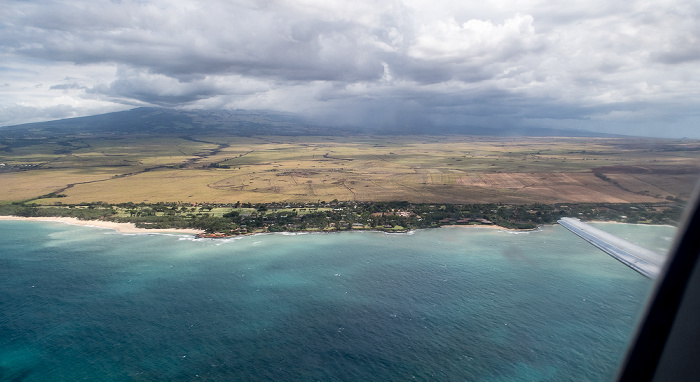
[0,215,672,239]
[0,215,529,237]
[0,216,204,235]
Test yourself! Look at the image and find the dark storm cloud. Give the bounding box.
[3,1,391,82]
[1,0,699,137]
[85,68,228,106]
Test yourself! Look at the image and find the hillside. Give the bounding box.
[0,107,615,138]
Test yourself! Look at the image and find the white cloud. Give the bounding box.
[409,14,542,62]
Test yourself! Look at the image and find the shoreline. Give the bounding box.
[0,215,531,237]
[0,216,205,235]
[0,215,672,238]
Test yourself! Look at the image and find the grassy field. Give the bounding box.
[2,134,698,204]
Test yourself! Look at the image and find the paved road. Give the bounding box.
[558,217,665,279]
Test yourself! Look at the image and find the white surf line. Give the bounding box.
[558,217,665,279]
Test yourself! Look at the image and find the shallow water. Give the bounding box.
[0,222,676,381]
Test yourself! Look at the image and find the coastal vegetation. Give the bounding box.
[0,200,684,235]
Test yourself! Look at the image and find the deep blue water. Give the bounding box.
[0,222,675,381]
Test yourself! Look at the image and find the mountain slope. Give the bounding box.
[0,107,615,137]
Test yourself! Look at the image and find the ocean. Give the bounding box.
[0,221,676,381]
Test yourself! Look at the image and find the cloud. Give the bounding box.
[408,15,543,63]
[0,0,699,137]
[50,83,87,90]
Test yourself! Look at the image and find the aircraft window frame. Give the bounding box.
[616,181,700,381]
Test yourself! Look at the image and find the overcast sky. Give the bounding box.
[1,0,699,137]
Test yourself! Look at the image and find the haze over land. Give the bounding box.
[2,1,699,206]
[2,0,700,138]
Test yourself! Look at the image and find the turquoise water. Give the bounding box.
[0,222,676,381]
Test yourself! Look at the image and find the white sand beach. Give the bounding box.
[441,224,536,231]
[0,216,204,235]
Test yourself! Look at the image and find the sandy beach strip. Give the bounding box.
[441,224,536,231]
[0,216,204,235]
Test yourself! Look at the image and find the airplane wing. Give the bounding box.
[558,217,666,279]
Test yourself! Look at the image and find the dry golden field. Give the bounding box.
[1,135,698,204]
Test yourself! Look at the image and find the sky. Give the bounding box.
[1,0,699,138]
